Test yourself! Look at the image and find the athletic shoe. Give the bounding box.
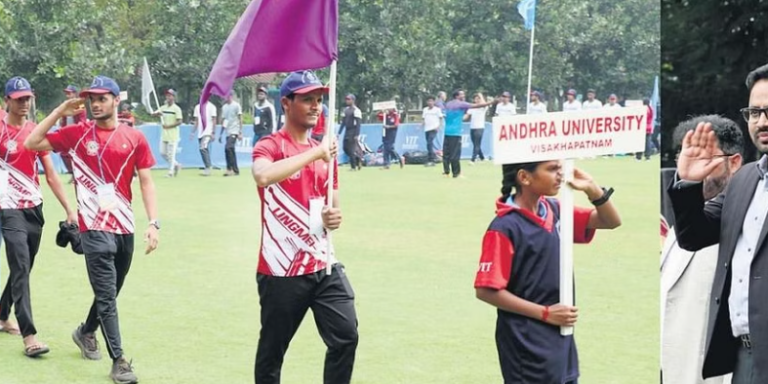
[72,323,101,360]
[164,173,173,178]
[468,161,476,166]
[110,357,138,384]
[200,168,211,176]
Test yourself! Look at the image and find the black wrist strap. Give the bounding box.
[591,187,614,207]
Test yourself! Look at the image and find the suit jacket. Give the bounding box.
[661,228,731,384]
[668,160,768,380]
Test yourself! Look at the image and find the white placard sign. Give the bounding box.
[372,100,397,111]
[492,107,647,164]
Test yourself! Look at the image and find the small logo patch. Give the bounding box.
[86,140,99,156]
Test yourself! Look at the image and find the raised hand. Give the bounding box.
[57,98,86,117]
[677,122,724,182]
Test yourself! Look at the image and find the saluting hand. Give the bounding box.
[57,98,86,117]
[677,122,724,182]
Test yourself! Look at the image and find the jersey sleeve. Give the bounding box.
[474,230,514,290]
[176,106,184,121]
[134,132,156,170]
[46,123,84,153]
[574,205,596,244]
[252,136,279,161]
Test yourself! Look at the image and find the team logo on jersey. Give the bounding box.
[478,262,493,272]
[86,140,99,156]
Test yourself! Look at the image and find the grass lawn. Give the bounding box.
[0,156,658,383]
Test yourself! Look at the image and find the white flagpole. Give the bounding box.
[525,25,535,114]
[559,159,575,336]
[325,60,338,275]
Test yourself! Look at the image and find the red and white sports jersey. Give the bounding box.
[0,121,49,209]
[252,129,339,277]
[47,122,155,234]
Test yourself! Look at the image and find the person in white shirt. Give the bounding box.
[192,99,218,176]
[466,93,489,163]
[604,93,622,108]
[582,89,603,110]
[495,91,517,116]
[421,96,443,166]
[527,91,547,114]
[562,89,582,112]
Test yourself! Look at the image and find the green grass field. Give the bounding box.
[0,157,659,384]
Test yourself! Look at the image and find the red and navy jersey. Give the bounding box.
[474,196,596,383]
[252,129,339,277]
[0,121,49,209]
[46,121,155,234]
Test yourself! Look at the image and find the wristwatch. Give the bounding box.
[149,220,161,230]
[590,187,614,207]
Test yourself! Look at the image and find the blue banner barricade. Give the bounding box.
[47,122,496,172]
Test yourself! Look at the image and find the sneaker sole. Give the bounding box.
[72,328,102,361]
[110,375,138,384]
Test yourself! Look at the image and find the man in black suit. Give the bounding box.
[668,63,768,384]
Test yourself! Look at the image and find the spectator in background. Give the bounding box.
[117,103,135,127]
[582,89,603,110]
[527,91,547,114]
[604,94,621,108]
[436,91,447,113]
[443,90,497,178]
[338,94,362,171]
[563,89,582,112]
[495,91,516,116]
[152,89,183,178]
[378,108,404,170]
[219,93,243,177]
[636,99,654,161]
[59,85,88,183]
[311,104,329,142]
[252,86,276,146]
[421,96,443,167]
[466,93,488,164]
[192,97,217,176]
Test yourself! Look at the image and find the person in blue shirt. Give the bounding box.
[443,90,497,178]
[475,161,621,383]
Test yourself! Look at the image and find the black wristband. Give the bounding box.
[591,187,614,207]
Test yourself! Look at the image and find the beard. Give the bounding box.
[94,110,114,121]
[703,172,730,201]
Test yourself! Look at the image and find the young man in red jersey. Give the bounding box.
[0,76,77,357]
[25,75,159,384]
[251,71,357,384]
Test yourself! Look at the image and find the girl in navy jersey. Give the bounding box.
[474,161,621,384]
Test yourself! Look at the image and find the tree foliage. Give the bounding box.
[661,0,768,166]
[0,0,657,120]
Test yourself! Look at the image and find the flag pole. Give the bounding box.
[325,60,338,275]
[525,25,535,114]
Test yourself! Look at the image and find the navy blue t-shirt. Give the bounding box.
[475,197,596,384]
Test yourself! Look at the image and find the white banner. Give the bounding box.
[492,106,647,163]
[372,100,397,111]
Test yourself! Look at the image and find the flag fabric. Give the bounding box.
[141,57,158,114]
[650,75,660,121]
[517,0,537,30]
[199,0,339,128]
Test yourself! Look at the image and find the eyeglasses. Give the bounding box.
[740,107,768,122]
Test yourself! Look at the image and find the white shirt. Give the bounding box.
[193,102,217,138]
[563,100,582,112]
[582,100,603,110]
[604,103,622,108]
[495,102,517,116]
[527,102,547,114]
[467,107,487,129]
[422,106,443,132]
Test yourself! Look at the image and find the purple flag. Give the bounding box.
[200,0,338,127]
